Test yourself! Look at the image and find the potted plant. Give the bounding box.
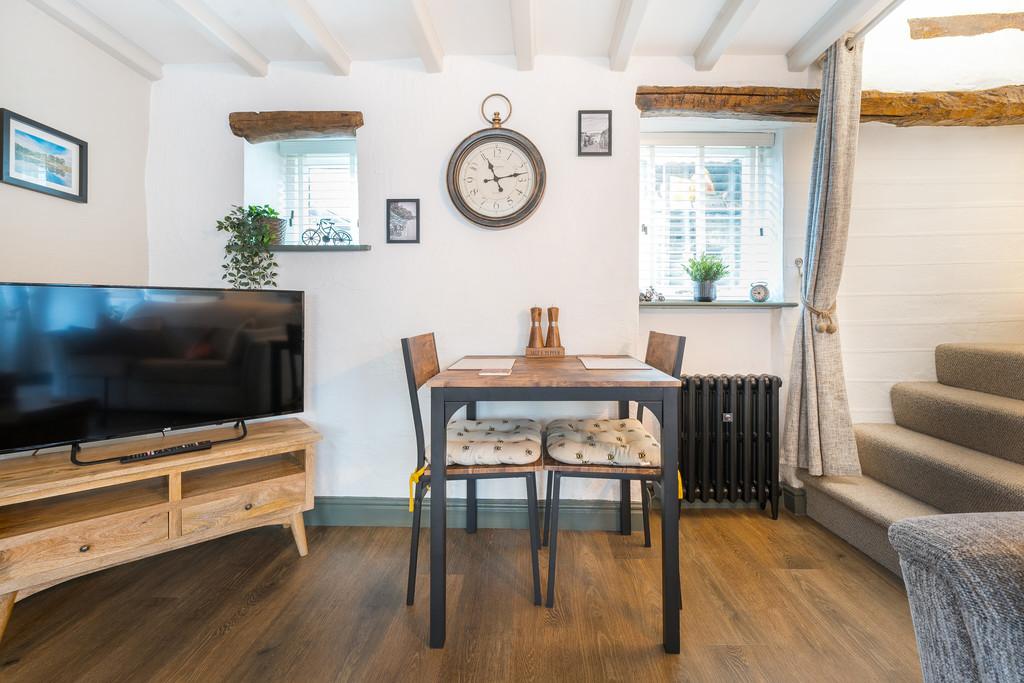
[215,205,281,289]
[684,253,729,302]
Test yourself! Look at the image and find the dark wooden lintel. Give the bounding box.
[635,85,1024,127]
[228,111,364,144]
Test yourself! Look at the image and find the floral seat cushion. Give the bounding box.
[545,418,661,467]
[445,418,543,466]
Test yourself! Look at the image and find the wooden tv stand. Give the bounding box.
[0,418,320,642]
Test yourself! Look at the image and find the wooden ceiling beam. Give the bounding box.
[909,12,1024,40]
[278,0,351,76]
[509,0,536,71]
[786,0,886,71]
[168,0,269,77]
[410,0,444,73]
[28,0,163,81]
[609,0,649,72]
[229,111,364,144]
[635,85,1024,127]
[694,0,760,71]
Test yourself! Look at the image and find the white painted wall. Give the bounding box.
[0,0,151,286]
[145,56,807,500]
[11,0,1023,501]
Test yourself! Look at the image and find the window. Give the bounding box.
[278,139,358,245]
[639,132,781,301]
[243,138,359,246]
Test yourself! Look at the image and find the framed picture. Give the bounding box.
[387,198,420,243]
[578,110,612,156]
[1,109,87,203]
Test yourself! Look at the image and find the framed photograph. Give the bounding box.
[1,109,87,203]
[578,110,612,156]
[387,198,420,243]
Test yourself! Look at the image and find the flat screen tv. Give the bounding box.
[0,283,303,456]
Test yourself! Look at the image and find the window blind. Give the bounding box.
[639,133,782,301]
[278,139,358,244]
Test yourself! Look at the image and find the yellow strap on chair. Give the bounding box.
[409,464,428,512]
[678,471,683,500]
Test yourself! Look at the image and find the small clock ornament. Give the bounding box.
[749,281,770,303]
[446,94,546,229]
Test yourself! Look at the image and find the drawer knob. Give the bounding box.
[79,544,90,553]
[244,503,254,511]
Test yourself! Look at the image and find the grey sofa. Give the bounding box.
[889,513,1024,683]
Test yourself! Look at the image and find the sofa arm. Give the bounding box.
[889,513,1024,683]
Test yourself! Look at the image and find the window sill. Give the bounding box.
[640,301,798,310]
[269,244,371,252]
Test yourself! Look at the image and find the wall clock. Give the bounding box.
[446,94,546,230]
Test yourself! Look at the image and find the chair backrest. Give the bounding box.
[645,331,686,379]
[401,332,440,468]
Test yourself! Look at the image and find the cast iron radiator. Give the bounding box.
[680,374,782,518]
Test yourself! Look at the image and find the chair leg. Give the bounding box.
[406,482,423,606]
[641,480,652,548]
[545,473,562,608]
[543,471,553,547]
[466,479,478,534]
[525,475,542,606]
[619,480,632,535]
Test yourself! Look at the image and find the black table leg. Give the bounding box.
[466,480,477,534]
[618,400,632,535]
[660,389,681,653]
[429,388,447,648]
[465,401,478,533]
[620,480,632,535]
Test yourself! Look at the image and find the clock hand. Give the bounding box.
[483,158,504,192]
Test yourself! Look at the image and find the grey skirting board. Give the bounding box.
[304,496,758,530]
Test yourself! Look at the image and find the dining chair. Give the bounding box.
[541,331,685,608]
[402,333,543,606]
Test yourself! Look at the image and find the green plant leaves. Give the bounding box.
[683,253,729,283]
[217,204,279,289]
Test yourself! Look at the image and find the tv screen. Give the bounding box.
[0,283,303,455]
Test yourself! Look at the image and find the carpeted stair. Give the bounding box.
[801,343,1024,574]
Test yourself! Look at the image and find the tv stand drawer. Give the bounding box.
[181,476,305,535]
[0,511,169,583]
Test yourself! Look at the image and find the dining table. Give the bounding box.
[425,354,682,653]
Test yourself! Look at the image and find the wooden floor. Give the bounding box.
[0,509,921,682]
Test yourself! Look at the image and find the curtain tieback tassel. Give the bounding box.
[409,464,428,512]
[677,471,683,500]
[803,298,838,334]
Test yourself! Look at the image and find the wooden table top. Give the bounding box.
[428,355,681,388]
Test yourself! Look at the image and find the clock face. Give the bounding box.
[457,140,536,220]
[447,128,545,229]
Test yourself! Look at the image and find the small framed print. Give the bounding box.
[387,198,420,243]
[1,109,87,203]
[578,110,612,157]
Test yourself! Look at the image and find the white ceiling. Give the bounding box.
[26,0,925,79]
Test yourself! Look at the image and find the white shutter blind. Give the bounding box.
[639,133,781,300]
[279,139,359,244]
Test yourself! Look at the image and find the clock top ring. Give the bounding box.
[480,93,512,126]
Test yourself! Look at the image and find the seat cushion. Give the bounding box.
[545,418,660,467]
[445,419,542,466]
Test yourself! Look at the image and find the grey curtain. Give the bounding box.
[782,36,863,477]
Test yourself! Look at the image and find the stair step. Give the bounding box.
[800,473,940,574]
[891,382,1024,465]
[856,424,1024,513]
[936,343,1024,401]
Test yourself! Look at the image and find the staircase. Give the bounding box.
[800,343,1024,574]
